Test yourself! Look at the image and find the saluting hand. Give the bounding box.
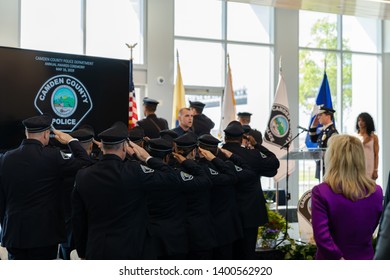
[219,148,233,158]
[198,147,216,161]
[172,152,186,164]
[53,129,74,144]
[129,141,150,162]
[93,139,103,150]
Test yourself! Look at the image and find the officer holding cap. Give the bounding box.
[0,114,91,260]
[137,97,169,139]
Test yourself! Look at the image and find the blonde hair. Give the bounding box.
[323,134,376,201]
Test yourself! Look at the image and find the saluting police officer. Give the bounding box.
[222,121,280,260]
[0,114,91,260]
[309,105,338,179]
[189,101,215,136]
[59,126,96,260]
[173,132,216,260]
[71,121,180,260]
[137,97,169,139]
[197,134,243,259]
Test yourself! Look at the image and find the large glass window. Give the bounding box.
[174,0,273,135]
[20,0,144,62]
[21,0,84,54]
[299,10,382,191]
[86,0,144,63]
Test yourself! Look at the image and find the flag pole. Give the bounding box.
[126,43,137,60]
[126,43,138,130]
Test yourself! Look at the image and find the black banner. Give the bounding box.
[0,47,129,151]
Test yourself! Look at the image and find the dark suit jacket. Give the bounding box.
[0,139,91,249]
[192,114,215,136]
[375,202,390,260]
[137,114,169,139]
[222,142,280,228]
[72,155,180,260]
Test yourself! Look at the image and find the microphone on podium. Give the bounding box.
[297,125,309,132]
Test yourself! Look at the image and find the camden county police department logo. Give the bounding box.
[34,75,93,132]
[264,103,291,147]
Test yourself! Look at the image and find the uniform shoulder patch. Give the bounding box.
[209,168,218,175]
[180,171,194,181]
[141,164,155,173]
[259,151,267,158]
[60,151,72,160]
[234,165,243,172]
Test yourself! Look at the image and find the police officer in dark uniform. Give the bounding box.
[146,137,211,259]
[309,105,338,179]
[0,114,91,260]
[197,134,243,259]
[189,101,215,136]
[238,112,263,147]
[222,121,280,259]
[173,132,216,259]
[71,121,180,260]
[137,97,169,139]
[59,126,96,260]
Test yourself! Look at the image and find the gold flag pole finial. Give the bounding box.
[125,43,137,60]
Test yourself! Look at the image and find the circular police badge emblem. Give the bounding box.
[34,75,93,132]
[263,103,292,147]
[51,85,78,118]
[270,115,289,138]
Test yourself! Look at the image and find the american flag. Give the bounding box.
[128,58,138,129]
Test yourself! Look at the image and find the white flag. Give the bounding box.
[218,60,236,139]
[263,68,295,182]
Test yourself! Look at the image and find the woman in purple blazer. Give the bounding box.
[311,134,383,260]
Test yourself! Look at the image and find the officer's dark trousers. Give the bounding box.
[233,227,258,260]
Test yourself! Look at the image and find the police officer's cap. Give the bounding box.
[237,112,252,117]
[129,126,145,142]
[189,100,206,109]
[224,121,245,137]
[160,129,179,141]
[70,126,95,143]
[242,124,251,134]
[98,121,128,145]
[248,129,263,145]
[174,131,198,148]
[143,97,159,106]
[318,105,335,114]
[22,113,52,133]
[147,138,173,153]
[198,134,220,147]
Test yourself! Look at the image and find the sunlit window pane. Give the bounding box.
[21,0,83,54]
[227,44,271,133]
[227,2,272,44]
[342,15,380,53]
[343,54,379,134]
[86,0,143,62]
[299,10,338,50]
[175,40,224,87]
[175,0,222,39]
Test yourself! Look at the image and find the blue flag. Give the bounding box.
[305,72,334,148]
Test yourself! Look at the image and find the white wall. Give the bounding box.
[0,0,19,47]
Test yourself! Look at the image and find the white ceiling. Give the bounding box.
[228,0,390,20]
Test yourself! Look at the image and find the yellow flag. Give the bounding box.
[172,58,186,128]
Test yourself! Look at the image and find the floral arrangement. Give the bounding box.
[257,208,288,249]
